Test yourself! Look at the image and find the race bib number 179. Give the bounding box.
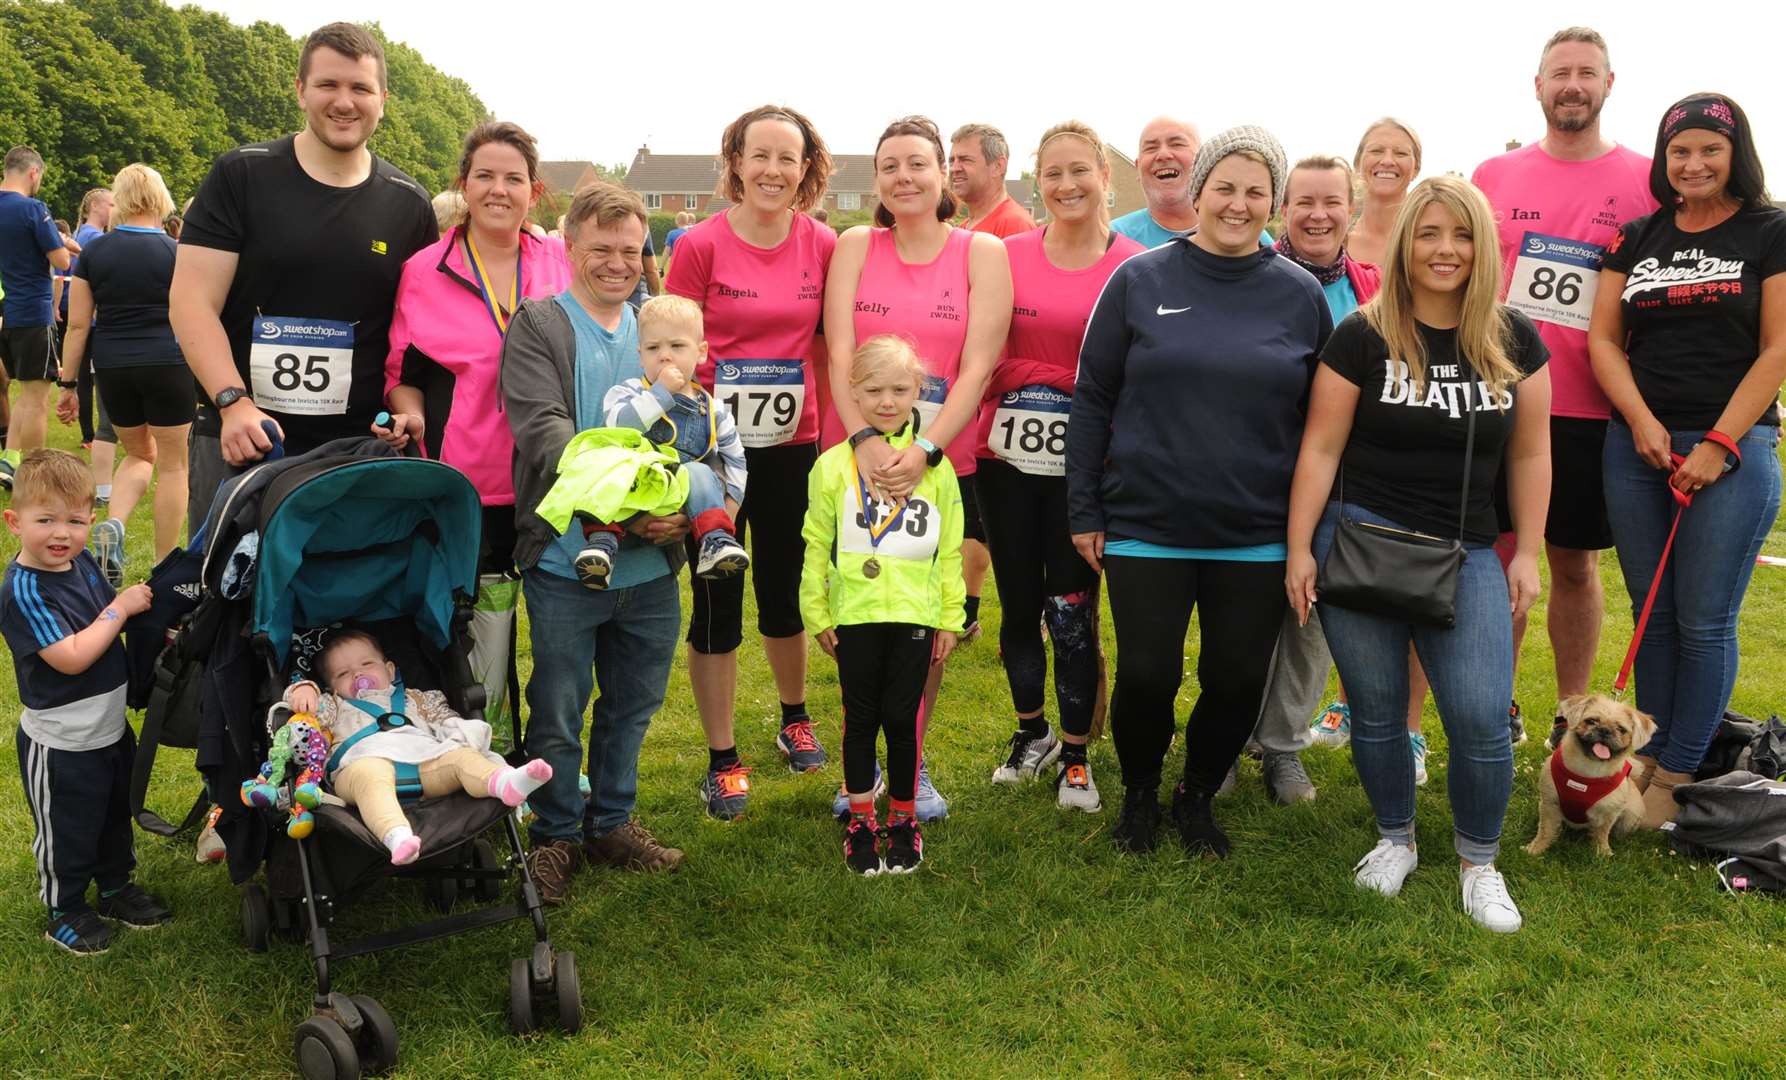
[1506,231,1604,332]
[249,316,354,416]
[716,359,804,448]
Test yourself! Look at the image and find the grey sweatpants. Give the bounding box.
[1250,607,1330,753]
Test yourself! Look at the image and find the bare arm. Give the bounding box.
[1284,366,1359,624]
[1504,366,1552,617]
[59,278,94,384]
[170,244,280,463]
[1586,267,1672,473]
[38,584,152,676]
[823,228,871,433]
[642,254,663,297]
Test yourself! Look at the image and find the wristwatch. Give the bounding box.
[847,426,881,449]
[56,377,77,390]
[214,386,250,410]
[914,436,945,469]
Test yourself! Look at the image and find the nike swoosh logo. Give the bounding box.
[1157,305,1191,316]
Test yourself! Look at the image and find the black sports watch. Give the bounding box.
[847,426,881,449]
[214,386,251,410]
[56,378,78,390]
[914,436,945,469]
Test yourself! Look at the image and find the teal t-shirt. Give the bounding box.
[1109,210,1273,251]
[535,293,670,588]
[1322,276,1360,322]
[1103,538,1287,562]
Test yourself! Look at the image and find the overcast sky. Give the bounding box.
[200,0,1785,184]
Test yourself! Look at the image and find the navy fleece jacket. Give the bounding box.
[1065,238,1332,548]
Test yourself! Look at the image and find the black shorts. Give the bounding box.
[686,441,815,654]
[0,324,58,381]
[956,470,986,543]
[1546,416,1613,550]
[94,364,197,428]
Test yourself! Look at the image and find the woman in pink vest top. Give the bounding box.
[822,115,1012,819]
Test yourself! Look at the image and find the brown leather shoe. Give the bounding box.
[524,838,582,906]
[584,820,684,872]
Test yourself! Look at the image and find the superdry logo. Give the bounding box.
[1621,252,1745,301]
[855,301,890,316]
[718,284,758,299]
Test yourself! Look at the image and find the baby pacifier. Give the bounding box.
[352,675,378,693]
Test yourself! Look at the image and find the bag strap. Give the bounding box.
[1454,380,1478,541]
[131,665,210,837]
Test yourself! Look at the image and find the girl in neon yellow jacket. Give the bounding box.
[802,336,963,875]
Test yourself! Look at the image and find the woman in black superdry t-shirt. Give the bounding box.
[1588,92,1786,827]
[1287,176,1551,934]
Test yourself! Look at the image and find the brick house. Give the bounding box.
[623,146,882,216]
[539,160,599,200]
[1029,145,1144,223]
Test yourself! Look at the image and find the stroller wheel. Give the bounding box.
[507,957,536,1035]
[469,839,503,902]
[240,884,271,952]
[553,950,583,1034]
[294,1015,361,1080]
[347,994,398,1074]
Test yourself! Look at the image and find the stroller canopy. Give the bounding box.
[251,456,481,668]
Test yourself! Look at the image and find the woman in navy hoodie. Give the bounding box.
[1066,126,1332,857]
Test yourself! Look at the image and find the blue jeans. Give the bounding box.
[1603,421,1781,774]
[1315,503,1514,864]
[683,460,725,518]
[522,568,681,843]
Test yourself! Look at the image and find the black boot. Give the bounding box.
[1170,782,1231,858]
[1111,785,1161,854]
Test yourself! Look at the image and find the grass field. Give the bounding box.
[3,417,1786,1079]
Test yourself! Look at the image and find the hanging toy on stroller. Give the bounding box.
[240,714,333,839]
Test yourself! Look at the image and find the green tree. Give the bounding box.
[366,26,489,197]
[70,0,229,164]
[178,9,299,150]
[0,20,48,154]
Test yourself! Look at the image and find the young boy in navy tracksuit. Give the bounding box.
[2,449,171,954]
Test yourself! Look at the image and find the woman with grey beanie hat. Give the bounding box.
[1066,125,1332,859]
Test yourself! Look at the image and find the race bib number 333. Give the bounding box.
[716,359,804,448]
[1506,231,1603,332]
[249,316,354,416]
[991,384,1069,476]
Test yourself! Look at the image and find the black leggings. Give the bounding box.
[687,441,815,653]
[835,623,932,805]
[975,457,1100,736]
[1104,555,1287,794]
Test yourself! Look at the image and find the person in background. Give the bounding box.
[162,215,182,241]
[1110,117,1201,248]
[69,190,117,501]
[430,189,466,238]
[0,146,80,488]
[1589,92,1785,826]
[661,209,693,269]
[1346,118,1421,268]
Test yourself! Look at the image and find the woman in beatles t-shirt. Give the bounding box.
[1588,92,1786,827]
[1287,176,1551,934]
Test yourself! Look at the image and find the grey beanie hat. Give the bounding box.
[1188,125,1289,215]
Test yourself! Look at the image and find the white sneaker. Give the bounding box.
[1353,839,1418,897]
[1460,864,1523,933]
[694,531,750,579]
[1055,757,1101,813]
[991,729,1061,784]
[1410,732,1429,787]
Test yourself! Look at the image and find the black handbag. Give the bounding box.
[1316,389,1477,628]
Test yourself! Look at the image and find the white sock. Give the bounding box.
[96,484,111,498]
[382,825,420,865]
[488,759,553,807]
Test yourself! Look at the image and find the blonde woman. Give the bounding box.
[58,163,190,570]
[1346,118,1422,267]
[1286,176,1551,932]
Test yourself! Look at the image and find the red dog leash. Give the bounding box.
[1612,432,1743,695]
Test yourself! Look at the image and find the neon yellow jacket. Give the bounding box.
[534,427,690,531]
[800,423,965,635]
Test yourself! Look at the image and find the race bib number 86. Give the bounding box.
[249,316,354,416]
[1506,231,1604,332]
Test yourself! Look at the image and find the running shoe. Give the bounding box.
[832,760,885,821]
[843,816,882,875]
[95,883,172,928]
[1055,757,1102,813]
[1410,732,1429,787]
[1262,751,1315,804]
[1508,699,1527,746]
[883,819,923,873]
[991,728,1061,784]
[45,909,112,956]
[776,718,827,773]
[699,762,752,821]
[959,620,983,646]
[573,531,618,590]
[0,450,18,492]
[1353,839,1418,898]
[914,759,948,821]
[1111,785,1161,853]
[1461,864,1523,933]
[90,517,124,588]
[694,531,750,579]
[1310,701,1351,748]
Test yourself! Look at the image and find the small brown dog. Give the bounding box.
[1525,694,1656,857]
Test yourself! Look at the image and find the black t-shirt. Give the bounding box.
[182,135,436,451]
[72,226,181,369]
[1602,205,1786,430]
[1323,310,1550,544]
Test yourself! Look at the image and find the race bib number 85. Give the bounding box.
[716,359,804,448]
[991,384,1069,476]
[249,316,354,416]
[1506,231,1603,332]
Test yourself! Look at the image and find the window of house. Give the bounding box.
[686,195,700,208]
[837,192,861,211]
[645,193,662,210]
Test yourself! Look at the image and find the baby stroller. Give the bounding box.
[171,436,580,1078]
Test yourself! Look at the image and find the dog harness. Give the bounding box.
[1549,749,1633,825]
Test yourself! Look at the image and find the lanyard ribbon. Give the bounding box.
[465,232,520,335]
[852,455,909,551]
[1613,454,1695,695]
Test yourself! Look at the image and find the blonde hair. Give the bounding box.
[1363,176,1519,400]
[431,189,466,233]
[13,449,94,509]
[851,335,926,387]
[1353,118,1423,174]
[1034,120,1111,224]
[674,211,695,227]
[110,163,175,223]
[638,294,704,338]
[1287,154,1357,209]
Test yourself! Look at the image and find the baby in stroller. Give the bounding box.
[284,629,553,865]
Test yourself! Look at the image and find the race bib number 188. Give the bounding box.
[716,359,804,448]
[1506,231,1604,332]
[249,316,354,416]
[991,384,1069,476]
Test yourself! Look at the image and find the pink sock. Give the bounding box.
[385,827,421,865]
[488,759,554,807]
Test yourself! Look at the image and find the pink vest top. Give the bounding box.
[850,227,976,475]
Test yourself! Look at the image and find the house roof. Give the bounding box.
[624,147,881,197]
[539,160,594,194]
[1005,179,1035,209]
[829,155,876,195]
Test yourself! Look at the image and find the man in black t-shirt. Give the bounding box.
[171,22,434,528]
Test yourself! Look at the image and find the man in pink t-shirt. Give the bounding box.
[1471,25,1659,743]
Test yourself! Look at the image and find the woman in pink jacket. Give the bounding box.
[383,121,572,731]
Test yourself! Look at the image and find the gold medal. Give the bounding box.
[863,557,881,579]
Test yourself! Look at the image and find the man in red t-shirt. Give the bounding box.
[950,123,1033,239]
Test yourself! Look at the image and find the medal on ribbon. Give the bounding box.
[853,455,908,580]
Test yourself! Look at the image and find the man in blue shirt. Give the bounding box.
[0,147,79,488]
[1112,118,1273,250]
